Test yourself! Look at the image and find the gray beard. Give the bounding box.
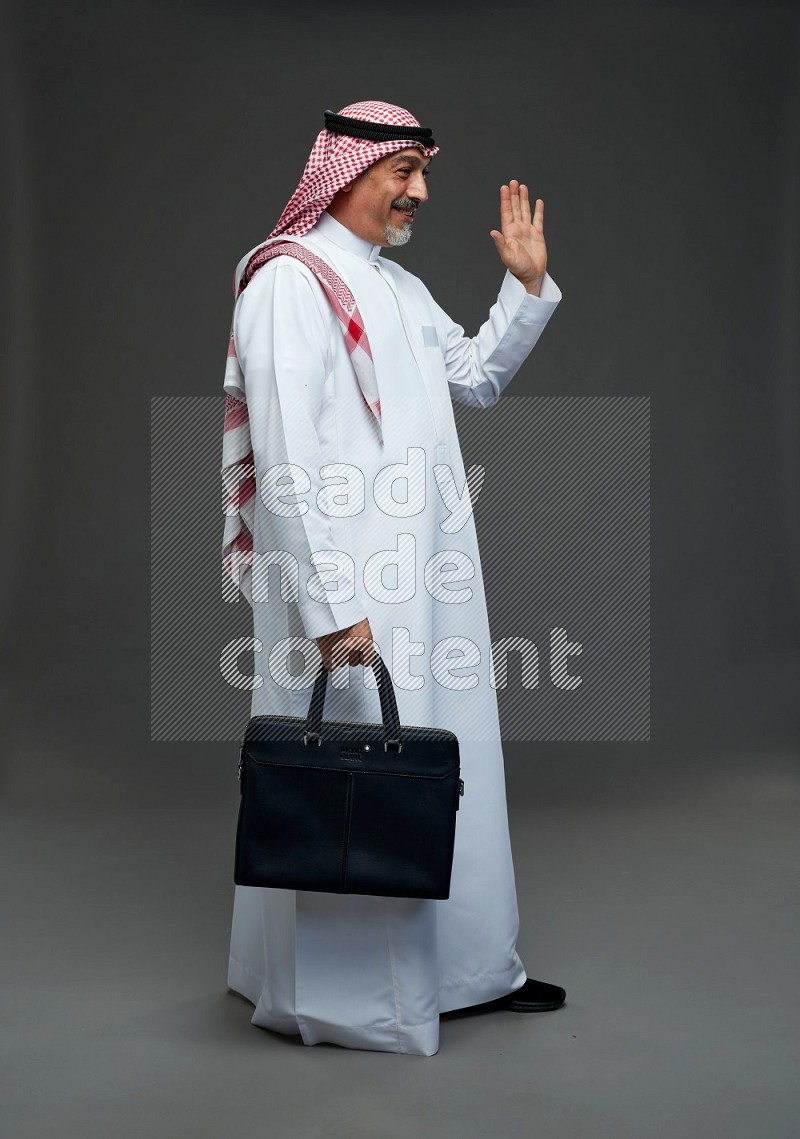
[383,220,413,247]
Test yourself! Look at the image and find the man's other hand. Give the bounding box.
[316,618,376,671]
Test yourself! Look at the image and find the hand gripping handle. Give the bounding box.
[303,652,402,750]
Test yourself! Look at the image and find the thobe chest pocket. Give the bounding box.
[421,325,440,349]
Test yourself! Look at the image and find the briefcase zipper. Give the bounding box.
[238,717,465,800]
[239,747,464,798]
[246,713,458,739]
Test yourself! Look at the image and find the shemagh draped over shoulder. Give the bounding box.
[220,101,439,602]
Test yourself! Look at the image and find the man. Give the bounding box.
[221,100,564,1056]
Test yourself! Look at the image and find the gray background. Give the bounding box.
[2,1,798,1136]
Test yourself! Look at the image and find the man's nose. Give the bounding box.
[408,169,428,203]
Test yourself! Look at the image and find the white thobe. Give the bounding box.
[225,209,562,1056]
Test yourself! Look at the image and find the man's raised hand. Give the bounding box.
[489,181,547,296]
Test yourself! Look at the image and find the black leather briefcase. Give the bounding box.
[234,653,463,899]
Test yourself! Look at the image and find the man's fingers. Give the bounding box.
[509,179,521,222]
[519,183,531,223]
[499,184,513,229]
[328,633,375,671]
[502,181,540,229]
[499,183,544,242]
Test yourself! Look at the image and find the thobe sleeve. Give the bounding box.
[426,268,562,408]
[234,257,368,639]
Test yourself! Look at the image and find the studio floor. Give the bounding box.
[2,747,798,1139]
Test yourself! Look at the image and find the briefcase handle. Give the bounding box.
[304,652,403,751]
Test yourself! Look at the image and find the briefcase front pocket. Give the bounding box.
[235,761,350,893]
[234,737,461,898]
[344,766,460,898]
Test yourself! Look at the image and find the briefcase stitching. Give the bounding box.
[341,772,355,892]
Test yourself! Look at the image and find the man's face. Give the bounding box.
[337,149,431,248]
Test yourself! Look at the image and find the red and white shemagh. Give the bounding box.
[220,101,439,598]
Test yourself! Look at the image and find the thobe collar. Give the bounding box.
[310,209,383,263]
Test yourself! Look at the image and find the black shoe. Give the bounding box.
[442,978,566,1017]
[502,978,566,1012]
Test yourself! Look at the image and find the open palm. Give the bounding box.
[490,180,547,291]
